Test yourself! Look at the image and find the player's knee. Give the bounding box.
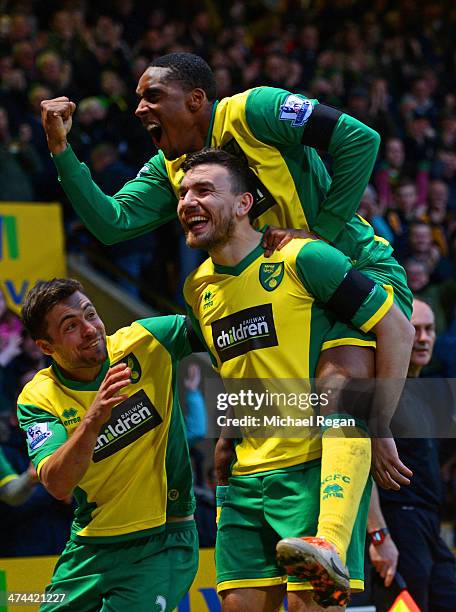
[316,346,375,417]
[317,346,375,381]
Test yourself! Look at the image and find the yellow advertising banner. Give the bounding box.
[0,550,293,611]
[0,551,220,612]
[0,203,66,313]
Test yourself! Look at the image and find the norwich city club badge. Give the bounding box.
[116,352,142,384]
[259,262,284,291]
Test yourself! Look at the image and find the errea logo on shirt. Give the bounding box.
[203,290,215,310]
[62,408,81,426]
[211,304,278,363]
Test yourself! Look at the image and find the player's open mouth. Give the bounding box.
[147,123,162,147]
[187,215,209,232]
[83,338,102,350]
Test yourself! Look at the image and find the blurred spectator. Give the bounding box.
[10,331,49,391]
[375,138,427,212]
[369,300,456,610]
[45,9,88,63]
[432,148,456,212]
[404,109,437,169]
[401,221,453,283]
[411,221,454,281]
[89,142,156,297]
[0,288,23,415]
[35,49,76,99]
[0,289,22,360]
[183,362,207,488]
[181,362,214,547]
[365,78,397,138]
[404,259,447,334]
[70,96,111,164]
[11,40,36,83]
[386,179,424,256]
[25,83,62,202]
[0,106,41,200]
[358,185,394,244]
[184,363,207,449]
[436,112,456,152]
[0,444,38,506]
[421,180,455,257]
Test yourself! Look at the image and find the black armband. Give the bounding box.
[326,269,375,323]
[301,104,342,150]
[185,316,205,353]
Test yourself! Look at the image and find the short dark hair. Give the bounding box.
[182,148,250,194]
[22,278,84,340]
[149,52,217,101]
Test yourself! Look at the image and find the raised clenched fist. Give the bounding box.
[40,96,77,154]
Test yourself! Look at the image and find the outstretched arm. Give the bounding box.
[41,98,177,245]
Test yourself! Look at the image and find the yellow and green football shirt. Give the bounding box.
[17,315,194,543]
[184,237,393,476]
[53,87,391,272]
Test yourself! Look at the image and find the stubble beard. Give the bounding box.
[185,212,236,251]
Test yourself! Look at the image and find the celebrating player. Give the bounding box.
[178,149,414,608]
[17,279,199,611]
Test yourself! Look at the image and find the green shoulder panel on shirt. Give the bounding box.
[136,315,192,361]
[295,240,352,303]
[245,87,319,147]
[16,403,68,469]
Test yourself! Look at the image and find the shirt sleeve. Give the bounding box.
[137,315,194,360]
[295,240,393,332]
[245,87,380,243]
[17,402,68,474]
[52,146,177,245]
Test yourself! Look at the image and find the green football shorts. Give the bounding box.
[322,255,413,351]
[216,461,371,594]
[40,521,198,611]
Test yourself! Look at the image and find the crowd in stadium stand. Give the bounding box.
[0,0,455,566]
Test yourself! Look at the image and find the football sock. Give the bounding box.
[316,416,371,564]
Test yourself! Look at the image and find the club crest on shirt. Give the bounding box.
[114,353,142,384]
[279,95,313,127]
[259,262,284,291]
